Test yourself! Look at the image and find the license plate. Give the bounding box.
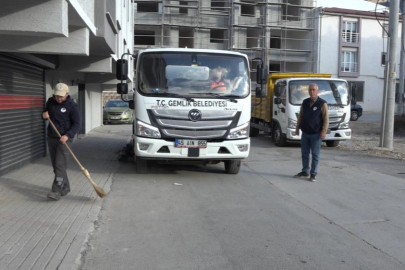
[329,106,340,110]
[175,139,207,148]
[110,116,121,120]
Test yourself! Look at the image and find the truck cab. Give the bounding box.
[251,73,352,147]
[130,48,252,174]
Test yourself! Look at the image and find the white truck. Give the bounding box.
[117,48,259,174]
[251,73,352,147]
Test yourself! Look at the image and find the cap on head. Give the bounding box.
[54,83,69,96]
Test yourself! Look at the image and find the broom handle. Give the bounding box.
[47,118,85,171]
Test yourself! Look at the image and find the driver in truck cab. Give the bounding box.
[210,68,227,90]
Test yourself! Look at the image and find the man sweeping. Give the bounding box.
[42,83,80,200]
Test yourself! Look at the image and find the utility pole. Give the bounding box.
[399,0,405,116]
[381,0,400,149]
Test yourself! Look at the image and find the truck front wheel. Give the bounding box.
[224,160,241,174]
[326,141,340,147]
[136,156,148,173]
[272,123,287,147]
[250,119,259,137]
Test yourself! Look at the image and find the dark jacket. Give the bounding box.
[44,96,80,139]
[300,97,327,135]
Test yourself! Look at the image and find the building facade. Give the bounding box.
[314,5,403,113]
[0,0,134,176]
[133,0,317,78]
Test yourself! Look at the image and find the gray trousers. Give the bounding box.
[47,137,71,195]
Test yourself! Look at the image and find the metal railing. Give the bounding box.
[341,32,359,43]
[340,62,358,73]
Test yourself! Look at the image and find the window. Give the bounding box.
[347,81,364,102]
[341,50,358,73]
[381,52,387,66]
[137,3,158,12]
[210,29,225,43]
[342,21,359,43]
[269,62,281,73]
[211,0,225,11]
[282,0,300,21]
[134,30,155,46]
[270,36,281,49]
[179,1,188,14]
[241,4,255,17]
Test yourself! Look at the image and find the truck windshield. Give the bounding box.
[288,80,349,106]
[138,52,249,98]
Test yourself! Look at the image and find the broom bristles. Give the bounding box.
[94,185,107,198]
[82,169,107,198]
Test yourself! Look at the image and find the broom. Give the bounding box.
[47,118,107,198]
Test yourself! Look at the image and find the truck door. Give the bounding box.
[274,82,287,132]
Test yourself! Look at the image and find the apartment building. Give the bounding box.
[133,0,317,77]
[314,0,403,113]
[0,0,134,176]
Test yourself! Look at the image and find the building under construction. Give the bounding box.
[134,0,316,75]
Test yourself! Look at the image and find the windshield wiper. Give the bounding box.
[150,92,195,102]
[189,92,238,103]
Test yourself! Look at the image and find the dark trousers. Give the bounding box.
[47,137,70,195]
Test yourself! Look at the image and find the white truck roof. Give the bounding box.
[137,48,248,58]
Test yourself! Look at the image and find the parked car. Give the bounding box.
[103,100,134,125]
[350,102,363,121]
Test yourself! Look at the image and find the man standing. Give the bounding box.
[294,83,329,182]
[42,83,80,200]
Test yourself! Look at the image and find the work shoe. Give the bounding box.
[309,174,317,182]
[60,186,71,196]
[294,172,310,179]
[47,192,61,201]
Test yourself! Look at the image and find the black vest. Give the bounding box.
[300,97,326,134]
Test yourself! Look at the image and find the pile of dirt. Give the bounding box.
[337,117,405,161]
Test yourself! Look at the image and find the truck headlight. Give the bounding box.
[123,109,131,116]
[288,118,297,129]
[227,122,249,139]
[136,120,161,138]
[339,122,350,129]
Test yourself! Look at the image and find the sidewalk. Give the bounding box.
[0,124,132,270]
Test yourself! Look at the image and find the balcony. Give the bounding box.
[341,62,358,73]
[342,32,359,44]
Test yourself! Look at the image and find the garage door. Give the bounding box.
[0,55,46,176]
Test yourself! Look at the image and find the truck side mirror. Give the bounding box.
[256,64,268,85]
[255,86,267,98]
[117,83,128,94]
[274,97,281,105]
[116,59,128,80]
[351,83,357,102]
[129,100,134,110]
[274,84,281,96]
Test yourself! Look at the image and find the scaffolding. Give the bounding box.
[133,0,317,74]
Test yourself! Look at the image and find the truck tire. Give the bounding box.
[326,141,340,147]
[272,123,287,147]
[350,111,359,121]
[136,156,148,173]
[224,160,241,174]
[250,119,259,137]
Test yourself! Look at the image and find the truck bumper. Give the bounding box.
[286,128,352,141]
[134,137,250,160]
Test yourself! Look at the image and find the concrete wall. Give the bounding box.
[0,0,68,37]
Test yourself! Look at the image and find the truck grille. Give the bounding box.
[148,109,240,139]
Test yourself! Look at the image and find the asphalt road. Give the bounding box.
[80,128,405,270]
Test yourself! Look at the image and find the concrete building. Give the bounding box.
[315,0,403,113]
[0,0,135,176]
[133,0,317,78]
